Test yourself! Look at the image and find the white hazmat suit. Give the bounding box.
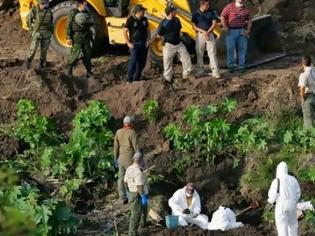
[268,162,301,236]
[168,187,209,229]
[208,206,244,231]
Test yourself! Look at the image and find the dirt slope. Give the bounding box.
[0,2,314,235]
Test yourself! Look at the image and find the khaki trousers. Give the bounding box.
[302,95,315,129]
[195,32,219,75]
[163,42,192,81]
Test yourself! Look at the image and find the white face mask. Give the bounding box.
[235,2,243,7]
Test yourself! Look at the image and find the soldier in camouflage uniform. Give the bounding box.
[26,0,53,70]
[66,0,94,78]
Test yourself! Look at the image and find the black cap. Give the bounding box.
[165,5,177,15]
[133,4,146,13]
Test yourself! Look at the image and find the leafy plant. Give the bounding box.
[143,99,160,124]
[15,99,59,149]
[0,168,78,236]
[9,99,116,201]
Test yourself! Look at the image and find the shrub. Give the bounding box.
[143,99,160,124]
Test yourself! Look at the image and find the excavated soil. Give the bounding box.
[0,2,315,236]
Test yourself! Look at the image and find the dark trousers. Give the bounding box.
[127,42,148,82]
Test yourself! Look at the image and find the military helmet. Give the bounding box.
[74,12,89,27]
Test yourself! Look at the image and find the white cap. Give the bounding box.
[123,116,134,124]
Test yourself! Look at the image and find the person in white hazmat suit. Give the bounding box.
[208,205,244,231]
[168,183,209,229]
[267,162,301,236]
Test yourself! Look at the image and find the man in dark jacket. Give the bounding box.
[123,4,150,83]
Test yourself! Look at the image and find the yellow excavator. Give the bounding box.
[17,0,285,67]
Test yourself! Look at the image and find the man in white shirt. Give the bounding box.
[298,55,315,128]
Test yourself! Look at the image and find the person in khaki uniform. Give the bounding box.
[157,5,192,83]
[124,152,149,236]
[298,55,315,129]
[114,116,140,203]
[192,0,220,79]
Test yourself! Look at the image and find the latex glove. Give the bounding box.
[264,202,274,212]
[183,208,191,214]
[141,194,148,207]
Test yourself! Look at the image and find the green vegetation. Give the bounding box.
[7,99,115,201]
[143,99,160,124]
[0,99,116,235]
[164,102,315,227]
[164,99,272,165]
[0,168,78,236]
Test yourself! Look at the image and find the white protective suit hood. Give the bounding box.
[276,162,288,178]
[208,206,244,231]
[267,161,301,236]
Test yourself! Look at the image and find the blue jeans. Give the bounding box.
[127,42,148,82]
[226,29,248,69]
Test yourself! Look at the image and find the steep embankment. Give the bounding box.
[0,1,314,235]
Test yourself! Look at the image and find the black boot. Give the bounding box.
[66,65,73,78]
[40,59,45,70]
[86,70,94,79]
[25,58,31,70]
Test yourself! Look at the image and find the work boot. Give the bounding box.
[25,58,31,70]
[212,72,221,79]
[228,67,235,73]
[66,65,73,78]
[86,71,94,79]
[39,59,45,70]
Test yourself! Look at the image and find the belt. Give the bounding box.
[229,26,245,29]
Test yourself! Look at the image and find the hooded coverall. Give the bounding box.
[268,162,301,236]
[208,205,244,231]
[168,186,209,230]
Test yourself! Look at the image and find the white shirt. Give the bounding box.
[124,163,149,194]
[298,66,315,94]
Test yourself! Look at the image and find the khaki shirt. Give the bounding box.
[124,163,149,194]
[114,127,139,167]
[298,66,315,94]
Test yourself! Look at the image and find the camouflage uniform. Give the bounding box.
[26,0,53,69]
[66,8,94,77]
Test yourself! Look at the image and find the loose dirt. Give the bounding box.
[0,2,314,235]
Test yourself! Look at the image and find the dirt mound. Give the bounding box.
[0,1,313,234]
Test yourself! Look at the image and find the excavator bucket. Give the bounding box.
[216,14,286,68]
